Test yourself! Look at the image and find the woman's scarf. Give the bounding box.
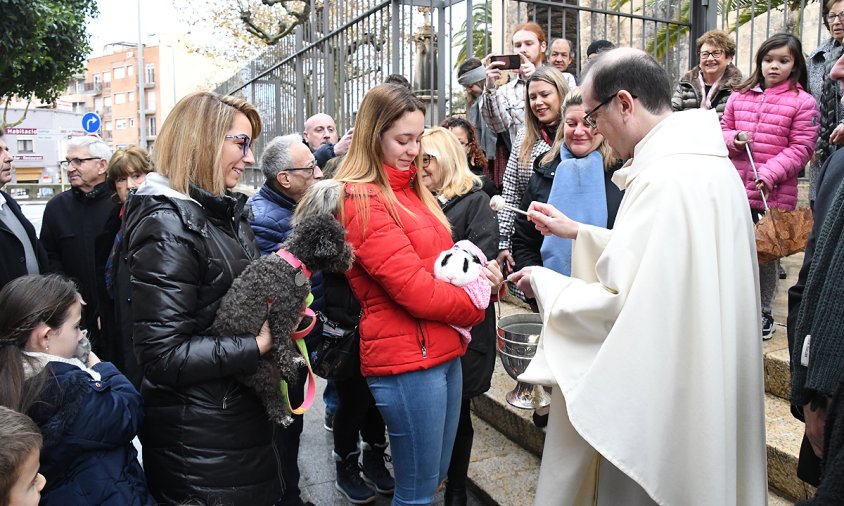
[697,70,722,110]
[540,145,607,276]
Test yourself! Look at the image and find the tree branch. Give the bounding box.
[1,95,32,130]
[240,0,311,45]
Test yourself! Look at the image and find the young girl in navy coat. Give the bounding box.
[0,274,153,505]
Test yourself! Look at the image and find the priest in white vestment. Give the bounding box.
[510,48,768,506]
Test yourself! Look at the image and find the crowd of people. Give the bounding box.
[3,11,844,506]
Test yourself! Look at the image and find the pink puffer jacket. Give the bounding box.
[720,81,819,210]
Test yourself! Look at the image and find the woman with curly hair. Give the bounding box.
[440,116,497,197]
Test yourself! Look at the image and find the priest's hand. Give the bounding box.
[508,267,535,299]
[804,399,828,458]
[528,202,579,239]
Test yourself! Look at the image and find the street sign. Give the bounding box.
[81,112,101,134]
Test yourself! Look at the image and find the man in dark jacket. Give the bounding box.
[0,135,47,289]
[0,134,47,288]
[247,133,325,506]
[40,136,119,359]
[788,53,844,494]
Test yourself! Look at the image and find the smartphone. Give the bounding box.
[490,54,521,70]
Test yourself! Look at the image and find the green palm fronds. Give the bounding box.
[454,2,493,68]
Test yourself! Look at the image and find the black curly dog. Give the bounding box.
[211,213,354,426]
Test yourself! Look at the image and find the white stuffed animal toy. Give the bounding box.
[434,240,490,343]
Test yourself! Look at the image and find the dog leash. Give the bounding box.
[275,249,317,416]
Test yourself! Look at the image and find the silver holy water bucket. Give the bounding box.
[496,312,551,409]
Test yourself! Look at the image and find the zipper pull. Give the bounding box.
[421,344,427,358]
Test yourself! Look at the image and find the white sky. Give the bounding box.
[88,0,185,57]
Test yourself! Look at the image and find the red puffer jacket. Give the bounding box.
[343,164,486,377]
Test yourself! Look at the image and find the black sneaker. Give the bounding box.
[762,313,775,340]
[324,412,335,432]
[334,452,375,504]
[360,442,394,494]
[778,264,787,279]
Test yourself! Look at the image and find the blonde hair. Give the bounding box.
[519,67,569,165]
[335,84,450,233]
[153,91,262,196]
[540,87,617,170]
[417,127,480,200]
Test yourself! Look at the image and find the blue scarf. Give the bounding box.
[540,146,607,275]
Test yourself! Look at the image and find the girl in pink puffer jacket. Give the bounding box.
[720,32,819,340]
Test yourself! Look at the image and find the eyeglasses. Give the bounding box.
[828,11,844,22]
[583,92,638,129]
[421,154,435,168]
[699,50,725,60]
[225,134,252,157]
[283,160,318,176]
[60,157,101,170]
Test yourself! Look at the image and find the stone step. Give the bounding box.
[467,407,796,505]
[763,325,792,401]
[471,352,811,503]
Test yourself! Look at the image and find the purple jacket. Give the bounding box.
[721,81,819,210]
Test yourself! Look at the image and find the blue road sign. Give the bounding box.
[82,112,101,134]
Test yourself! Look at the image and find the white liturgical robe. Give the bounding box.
[520,109,768,505]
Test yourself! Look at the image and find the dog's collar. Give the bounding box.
[276,249,312,279]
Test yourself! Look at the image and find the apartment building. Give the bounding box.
[85,42,161,149]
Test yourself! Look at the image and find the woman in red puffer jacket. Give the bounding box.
[334,83,502,506]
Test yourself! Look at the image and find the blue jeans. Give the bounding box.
[323,379,338,415]
[367,359,462,506]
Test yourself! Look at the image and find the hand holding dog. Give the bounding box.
[256,320,272,355]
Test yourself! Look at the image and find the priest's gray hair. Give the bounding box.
[260,133,301,181]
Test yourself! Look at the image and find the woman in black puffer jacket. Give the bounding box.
[123,91,281,505]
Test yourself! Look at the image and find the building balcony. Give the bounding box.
[143,81,155,88]
[84,82,111,94]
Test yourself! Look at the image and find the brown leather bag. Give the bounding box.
[755,207,813,264]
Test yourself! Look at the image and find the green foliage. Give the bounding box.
[454,2,492,68]
[0,0,98,109]
[609,0,819,60]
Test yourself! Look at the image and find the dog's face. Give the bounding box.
[283,214,355,273]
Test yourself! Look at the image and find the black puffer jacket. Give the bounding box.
[512,151,624,272]
[671,64,743,117]
[440,186,499,398]
[123,173,281,506]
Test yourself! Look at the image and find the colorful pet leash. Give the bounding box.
[276,249,317,415]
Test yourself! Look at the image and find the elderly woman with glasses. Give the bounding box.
[416,126,499,505]
[672,29,742,117]
[122,91,281,505]
[100,146,153,387]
